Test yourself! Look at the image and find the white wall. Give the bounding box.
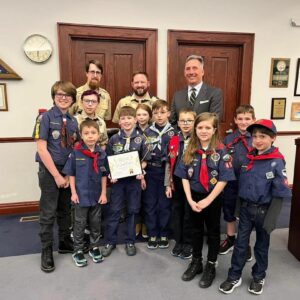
[0,0,299,203]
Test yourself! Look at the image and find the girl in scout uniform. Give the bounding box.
[175,112,235,288]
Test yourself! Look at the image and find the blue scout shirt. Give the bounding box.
[238,146,292,204]
[144,122,175,168]
[107,128,149,160]
[34,106,79,166]
[175,146,236,193]
[63,143,108,207]
[224,130,252,176]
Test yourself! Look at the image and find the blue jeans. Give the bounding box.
[228,201,270,280]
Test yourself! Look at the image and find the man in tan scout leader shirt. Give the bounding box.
[112,72,158,124]
[70,59,111,121]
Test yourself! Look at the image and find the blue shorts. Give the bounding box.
[222,181,238,222]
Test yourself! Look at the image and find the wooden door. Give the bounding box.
[168,30,254,138]
[58,23,157,127]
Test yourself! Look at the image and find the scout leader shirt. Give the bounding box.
[238,146,292,204]
[34,106,79,166]
[63,143,108,207]
[175,146,236,194]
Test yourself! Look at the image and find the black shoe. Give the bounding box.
[248,278,265,295]
[125,243,137,256]
[180,244,193,259]
[58,235,74,254]
[219,278,242,294]
[247,245,253,262]
[219,236,235,254]
[199,261,216,288]
[102,244,116,257]
[41,246,55,273]
[158,237,169,249]
[181,257,203,281]
[147,237,158,249]
[171,243,183,257]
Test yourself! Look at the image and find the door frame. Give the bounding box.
[167,29,254,105]
[57,23,158,94]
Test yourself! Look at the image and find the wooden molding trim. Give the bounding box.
[277,131,300,136]
[0,137,34,143]
[0,201,39,215]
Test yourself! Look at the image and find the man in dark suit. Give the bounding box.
[170,55,223,125]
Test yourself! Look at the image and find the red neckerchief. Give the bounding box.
[197,149,214,192]
[226,133,252,152]
[75,142,100,174]
[169,135,180,178]
[246,147,284,171]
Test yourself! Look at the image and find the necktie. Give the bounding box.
[190,88,196,106]
[197,149,213,192]
[61,117,67,148]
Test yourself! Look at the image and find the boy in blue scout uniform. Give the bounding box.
[175,112,235,288]
[219,105,256,260]
[63,119,108,267]
[102,106,149,257]
[165,108,196,259]
[219,119,292,295]
[143,100,175,249]
[33,81,79,273]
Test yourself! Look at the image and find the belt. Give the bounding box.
[147,161,163,167]
[240,199,269,208]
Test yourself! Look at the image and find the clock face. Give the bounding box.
[23,34,53,63]
[276,60,286,72]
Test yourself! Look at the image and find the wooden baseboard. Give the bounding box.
[0,201,39,215]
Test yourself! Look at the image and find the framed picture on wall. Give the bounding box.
[291,102,300,121]
[271,98,286,119]
[294,58,300,96]
[0,83,8,111]
[0,58,22,80]
[269,58,290,88]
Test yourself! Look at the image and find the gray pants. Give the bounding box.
[73,204,102,252]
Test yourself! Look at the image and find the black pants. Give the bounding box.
[190,190,222,262]
[38,163,71,249]
[171,175,192,244]
[73,204,102,252]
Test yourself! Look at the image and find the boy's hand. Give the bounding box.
[165,186,172,198]
[71,193,79,204]
[136,174,144,180]
[99,194,107,204]
[63,176,70,188]
[141,178,146,190]
[54,174,67,188]
[110,178,118,184]
[197,198,210,210]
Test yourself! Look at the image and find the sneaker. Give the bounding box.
[89,247,104,263]
[147,237,158,249]
[219,278,242,294]
[199,261,216,288]
[180,244,193,259]
[219,236,235,254]
[248,278,265,295]
[102,244,116,257]
[142,224,148,239]
[158,237,169,249]
[125,243,137,256]
[171,243,183,257]
[247,245,253,262]
[135,223,142,236]
[58,236,74,254]
[72,251,87,267]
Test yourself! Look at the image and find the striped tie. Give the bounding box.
[190,88,196,106]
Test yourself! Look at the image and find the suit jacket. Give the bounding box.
[170,82,223,125]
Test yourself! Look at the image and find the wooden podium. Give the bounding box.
[288,138,300,261]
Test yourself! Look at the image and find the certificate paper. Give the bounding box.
[107,151,142,180]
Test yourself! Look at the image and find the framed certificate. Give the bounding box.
[107,151,142,180]
[271,98,286,119]
[291,102,300,121]
[269,58,290,88]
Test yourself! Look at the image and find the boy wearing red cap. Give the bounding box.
[219,119,292,295]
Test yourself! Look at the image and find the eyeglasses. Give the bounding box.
[178,120,194,125]
[88,70,102,76]
[55,93,72,99]
[82,99,98,105]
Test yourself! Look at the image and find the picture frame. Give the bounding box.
[291,102,300,121]
[271,98,286,119]
[269,58,290,88]
[0,58,22,80]
[294,58,300,96]
[0,83,8,111]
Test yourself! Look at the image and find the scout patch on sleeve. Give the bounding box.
[282,168,287,177]
[265,171,275,179]
[210,177,218,185]
[188,167,194,178]
[100,166,107,172]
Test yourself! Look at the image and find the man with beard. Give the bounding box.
[112,72,158,124]
[170,55,223,126]
[70,60,111,121]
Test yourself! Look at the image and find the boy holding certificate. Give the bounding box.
[102,106,149,257]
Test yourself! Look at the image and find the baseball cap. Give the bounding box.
[247,119,277,134]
